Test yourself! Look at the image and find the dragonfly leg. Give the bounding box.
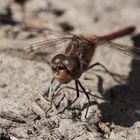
[43,78,55,98]
[58,80,80,114]
[87,62,121,83]
[77,80,90,119]
[45,82,61,117]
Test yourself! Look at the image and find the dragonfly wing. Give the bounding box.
[0,17,76,64]
[96,40,140,61]
[25,37,72,56]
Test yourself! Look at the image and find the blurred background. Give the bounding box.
[1,0,140,33]
[0,0,140,139]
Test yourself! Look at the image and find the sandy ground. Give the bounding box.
[0,0,140,139]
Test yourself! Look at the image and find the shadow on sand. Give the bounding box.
[98,34,140,127]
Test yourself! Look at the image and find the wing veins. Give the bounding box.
[96,40,140,61]
[25,37,72,54]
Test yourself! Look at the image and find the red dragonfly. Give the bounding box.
[1,18,140,118]
[26,25,140,118]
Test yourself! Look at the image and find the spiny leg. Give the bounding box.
[77,80,90,119]
[43,78,55,98]
[58,80,80,114]
[45,82,61,116]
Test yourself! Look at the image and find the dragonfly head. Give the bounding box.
[51,54,81,84]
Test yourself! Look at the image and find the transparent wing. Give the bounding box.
[0,17,74,58]
[23,23,75,55]
[21,23,74,38]
[96,40,140,61]
[25,36,73,55]
[0,17,74,55]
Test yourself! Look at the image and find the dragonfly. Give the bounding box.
[1,18,140,119]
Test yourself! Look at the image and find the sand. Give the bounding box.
[0,0,140,139]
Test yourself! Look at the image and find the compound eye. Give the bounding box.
[51,54,66,65]
[63,57,80,71]
[54,58,60,64]
[63,59,69,66]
